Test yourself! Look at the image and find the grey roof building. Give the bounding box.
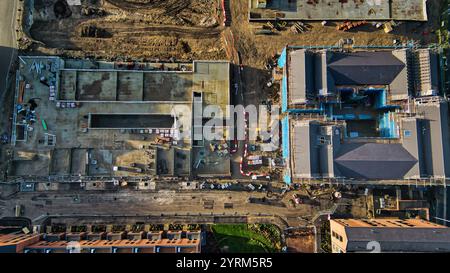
[328,51,407,86]
[283,48,441,109]
[330,218,450,253]
[288,100,450,181]
[334,143,417,180]
[281,47,448,183]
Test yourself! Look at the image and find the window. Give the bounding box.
[317,136,329,145]
[332,231,343,242]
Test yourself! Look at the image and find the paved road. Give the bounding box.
[0,0,18,99]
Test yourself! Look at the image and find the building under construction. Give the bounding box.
[5,56,231,185]
[278,46,450,185]
[249,0,429,22]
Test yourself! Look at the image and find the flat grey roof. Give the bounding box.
[289,50,310,104]
[417,102,450,178]
[345,227,450,252]
[287,49,409,105]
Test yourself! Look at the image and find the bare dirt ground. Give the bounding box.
[24,0,443,65]
[27,0,226,61]
[285,228,316,253]
[229,0,444,69]
[224,0,444,108]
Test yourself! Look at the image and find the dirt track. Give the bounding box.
[27,0,226,61]
[30,19,224,60]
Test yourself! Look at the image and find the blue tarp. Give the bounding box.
[279,47,289,113]
[278,47,287,68]
[379,112,398,138]
[282,75,288,113]
[282,116,290,160]
[281,116,291,184]
[283,174,292,185]
[376,89,387,109]
[344,114,357,120]
[359,114,373,120]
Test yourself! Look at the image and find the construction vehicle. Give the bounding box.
[383,22,393,33]
[41,119,48,131]
[276,20,287,30]
[266,21,275,30]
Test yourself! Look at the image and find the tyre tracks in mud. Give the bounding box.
[30,18,225,60]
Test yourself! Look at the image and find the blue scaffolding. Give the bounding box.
[379,112,399,138]
[281,116,291,184]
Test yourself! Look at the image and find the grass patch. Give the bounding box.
[320,221,331,253]
[211,224,281,253]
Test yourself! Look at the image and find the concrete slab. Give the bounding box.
[117,72,144,101]
[76,71,117,101]
[50,149,72,175]
[143,73,193,102]
[59,70,77,100]
[10,57,231,179]
[249,0,427,21]
[88,150,113,176]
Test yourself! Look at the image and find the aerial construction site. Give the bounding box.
[0,0,450,256]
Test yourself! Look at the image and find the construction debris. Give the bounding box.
[291,22,312,34]
[336,21,367,31]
